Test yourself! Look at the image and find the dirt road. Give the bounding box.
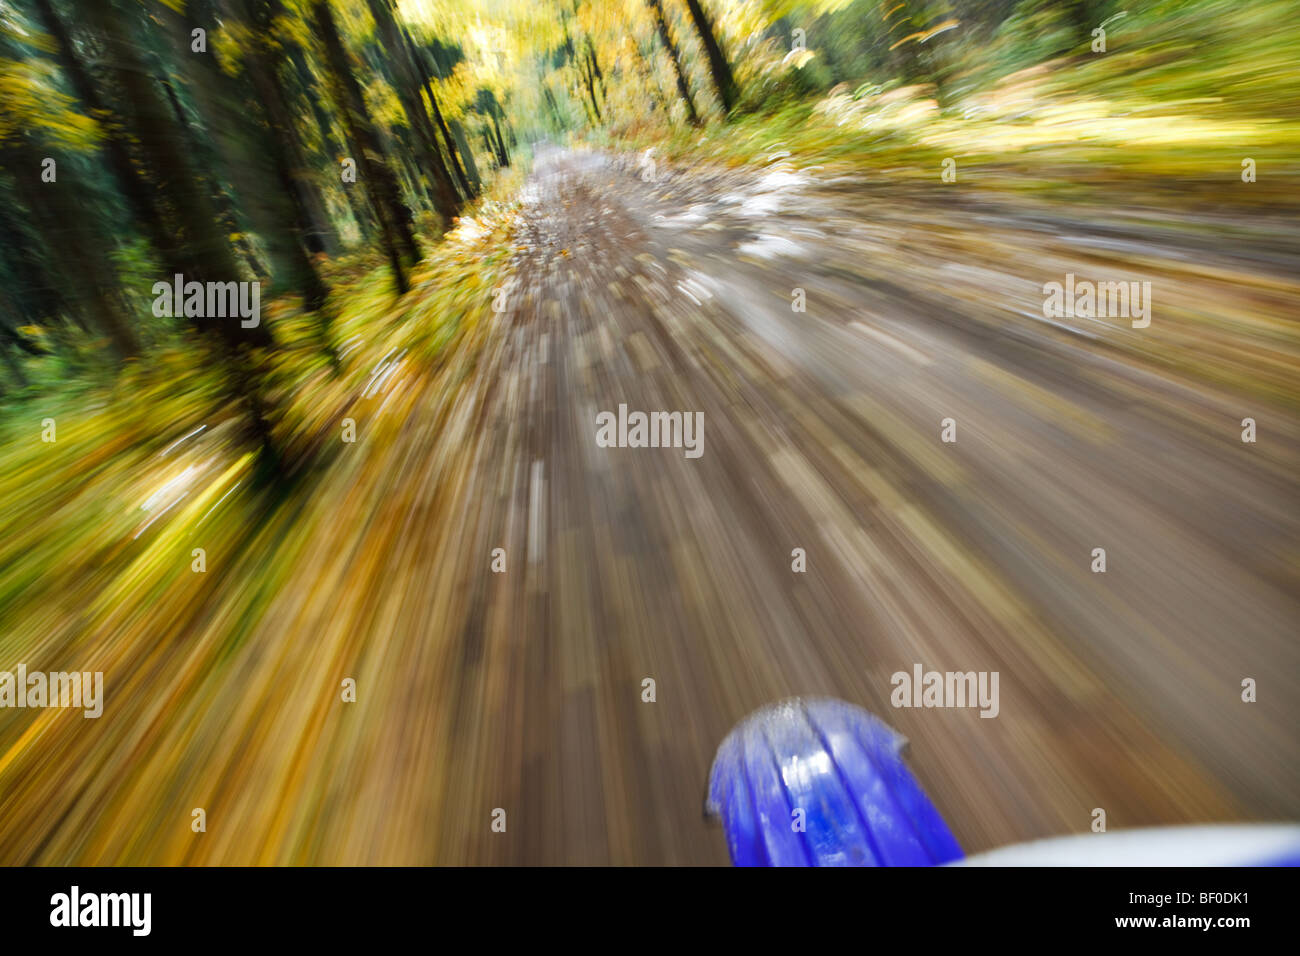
[4,147,1296,864]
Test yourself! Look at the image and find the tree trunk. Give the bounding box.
[365,0,460,225]
[541,82,566,129]
[403,25,476,199]
[32,0,190,283]
[450,120,481,192]
[632,40,671,116]
[581,56,603,124]
[0,200,63,329]
[647,0,700,126]
[0,142,138,358]
[585,38,607,104]
[680,0,737,114]
[491,114,510,167]
[226,0,331,316]
[86,1,273,349]
[258,20,341,257]
[313,0,418,294]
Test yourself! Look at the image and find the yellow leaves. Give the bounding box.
[436,60,478,117]
[888,19,960,51]
[0,58,99,151]
[781,48,816,70]
[0,16,56,55]
[272,10,313,52]
[363,76,407,130]
[213,21,255,77]
[919,18,960,43]
[802,0,860,15]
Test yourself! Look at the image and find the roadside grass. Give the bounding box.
[605,0,1300,211]
[0,186,521,663]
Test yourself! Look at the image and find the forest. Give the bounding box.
[1,0,1296,417]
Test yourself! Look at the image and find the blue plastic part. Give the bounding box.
[705,698,964,867]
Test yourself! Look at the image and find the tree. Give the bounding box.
[364,0,462,224]
[678,0,736,114]
[312,0,420,294]
[81,0,273,350]
[402,23,476,199]
[647,0,700,125]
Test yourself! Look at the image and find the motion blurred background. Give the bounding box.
[0,0,1296,864]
